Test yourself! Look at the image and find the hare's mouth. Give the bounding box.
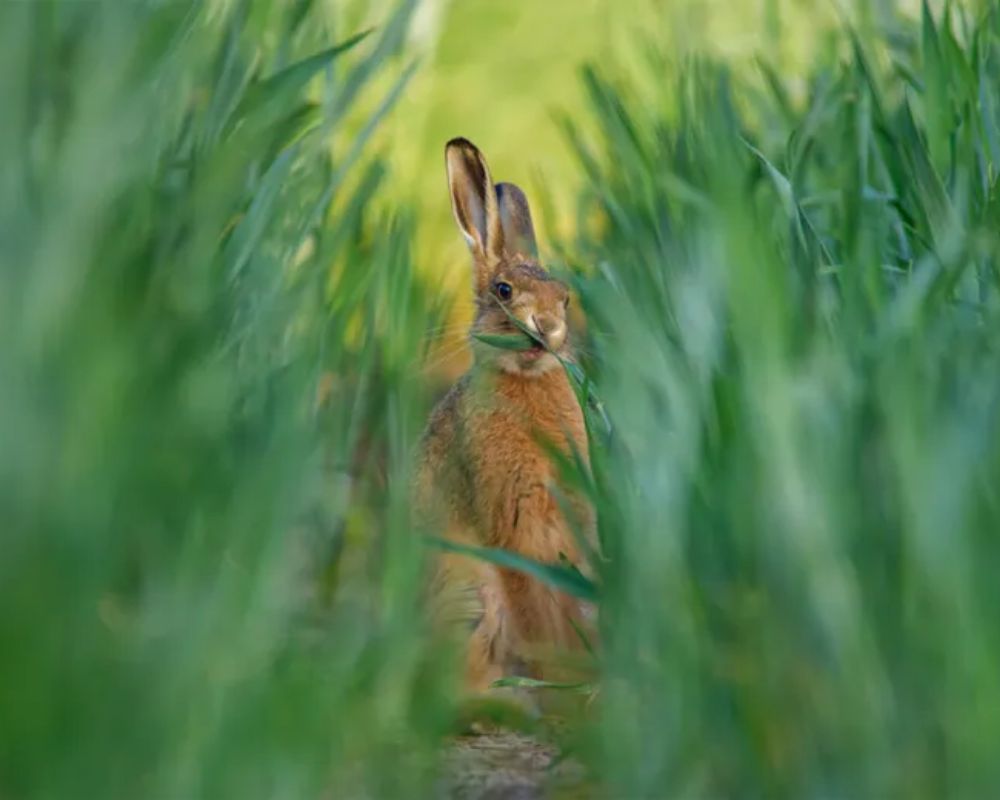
[519,339,548,362]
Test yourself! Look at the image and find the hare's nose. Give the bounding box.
[532,313,566,351]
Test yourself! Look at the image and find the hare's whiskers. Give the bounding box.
[421,340,471,373]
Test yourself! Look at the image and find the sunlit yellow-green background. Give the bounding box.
[336,0,920,376]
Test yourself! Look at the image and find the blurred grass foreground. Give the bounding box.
[3,1,1000,798]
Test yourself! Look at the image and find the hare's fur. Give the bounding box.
[415,138,594,692]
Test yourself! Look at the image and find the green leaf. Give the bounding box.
[427,537,599,603]
[471,331,537,351]
[225,30,373,140]
[560,356,613,440]
[567,610,597,657]
[221,148,295,281]
[491,676,594,692]
[266,101,322,154]
[922,0,950,171]
[743,138,795,215]
[201,6,259,150]
[755,57,794,124]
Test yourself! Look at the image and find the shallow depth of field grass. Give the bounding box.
[2,1,1000,799]
[565,2,1000,795]
[1,3,450,798]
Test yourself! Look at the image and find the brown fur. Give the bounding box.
[415,138,595,693]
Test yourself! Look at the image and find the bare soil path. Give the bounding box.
[439,730,589,799]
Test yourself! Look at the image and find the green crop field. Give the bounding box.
[2,1,999,798]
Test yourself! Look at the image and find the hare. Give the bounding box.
[414,138,595,695]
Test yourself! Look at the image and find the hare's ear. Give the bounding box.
[495,182,538,260]
[446,138,505,286]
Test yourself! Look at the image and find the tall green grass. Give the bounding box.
[565,2,1000,797]
[0,3,452,798]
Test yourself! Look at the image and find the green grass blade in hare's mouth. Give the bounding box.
[472,331,537,350]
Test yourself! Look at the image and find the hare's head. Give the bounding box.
[446,137,570,377]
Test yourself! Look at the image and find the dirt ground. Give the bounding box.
[439,730,589,799]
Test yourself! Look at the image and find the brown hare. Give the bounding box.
[415,137,595,696]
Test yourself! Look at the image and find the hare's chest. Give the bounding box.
[461,404,593,562]
[457,372,588,516]
[464,406,552,479]
[461,402,581,505]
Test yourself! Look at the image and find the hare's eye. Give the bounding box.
[494,282,513,301]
